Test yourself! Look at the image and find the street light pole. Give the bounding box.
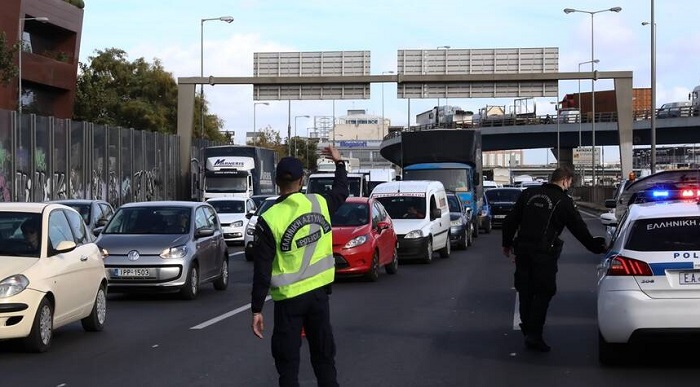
[294,115,309,157]
[200,16,233,139]
[578,59,599,184]
[381,71,394,139]
[565,6,621,195]
[643,3,657,173]
[17,16,49,139]
[253,102,269,146]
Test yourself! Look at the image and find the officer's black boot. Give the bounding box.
[524,334,551,353]
[519,323,528,337]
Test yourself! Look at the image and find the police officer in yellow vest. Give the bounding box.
[252,146,348,387]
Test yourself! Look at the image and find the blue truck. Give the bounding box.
[399,129,484,238]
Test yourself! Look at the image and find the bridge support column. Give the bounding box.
[615,77,634,179]
[555,147,574,169]
[177,83,196,200]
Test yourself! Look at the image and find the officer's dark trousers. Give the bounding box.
[514,252,559,337]
[272,287,339,387]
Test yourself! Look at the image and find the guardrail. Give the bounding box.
[383,107,699,141]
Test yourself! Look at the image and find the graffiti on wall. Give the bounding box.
[14,171,68,202]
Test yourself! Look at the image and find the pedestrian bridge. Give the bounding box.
[380,115,700,166]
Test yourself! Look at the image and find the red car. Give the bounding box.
[332,197,398,281]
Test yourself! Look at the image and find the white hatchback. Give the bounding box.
[0,203,107,352]
[597,191,700,364]
[208,197,256,244]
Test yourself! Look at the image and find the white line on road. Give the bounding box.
[513,292,521,331]
[190,296,272,330]
[229,251,244,258]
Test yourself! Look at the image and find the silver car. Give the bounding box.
[95,201,229,300]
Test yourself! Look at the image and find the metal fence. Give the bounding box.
[0,109,183,208]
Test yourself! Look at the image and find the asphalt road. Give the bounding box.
[3,211,700,386]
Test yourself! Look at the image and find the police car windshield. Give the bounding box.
[625,216,700,251]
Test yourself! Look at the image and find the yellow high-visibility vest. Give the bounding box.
[261,193,335,300]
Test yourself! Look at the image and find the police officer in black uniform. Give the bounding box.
[251,146,348,387]
[502,166,605,352]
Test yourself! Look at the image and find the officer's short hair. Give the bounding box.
[550,166,575,183]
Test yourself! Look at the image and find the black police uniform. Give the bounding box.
[502,183,605,350]
[252,161,348,387]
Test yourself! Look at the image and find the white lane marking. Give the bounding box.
[513,292,521,331]
[228,251,244,258]
[190,296,272,330]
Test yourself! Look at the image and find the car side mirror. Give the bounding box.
[195,228,215,239]
[430,208,441,220]
[245,212,254,219]
[54,240,77,254]
[93,227,104,237]
[377,220,390,231]
[600,212,618,227]
[604,199,617,209]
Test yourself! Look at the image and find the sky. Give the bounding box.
[78,0,700,165]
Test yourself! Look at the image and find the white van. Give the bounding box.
[370,180,451,263]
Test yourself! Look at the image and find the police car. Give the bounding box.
[597,183,700,365]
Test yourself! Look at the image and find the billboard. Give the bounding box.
[253,51,371,100]
[573,147,601,167]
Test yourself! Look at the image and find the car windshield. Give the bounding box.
[403,169,470,192]
[331,203,369,227]
[447,195,461,212]
[625,216,700,251]
[486,189,521,203]
[209,200,245,214]
[103,207,191,234]
[0,212,42,257]
[374,196,426,219]
[205,176,247,193]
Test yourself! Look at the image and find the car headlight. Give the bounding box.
[246,226,256,236]
[232,220,244,228]
[160,245,188,259]
[343,235,368,249]
[404,230,423,239]
[451,220,462,227]
[0,275,29,298]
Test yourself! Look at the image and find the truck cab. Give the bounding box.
[307,172,370,197]
[204,156,255,199]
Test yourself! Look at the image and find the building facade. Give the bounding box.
[0,0,84,118]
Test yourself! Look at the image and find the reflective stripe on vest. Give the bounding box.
[261,193,335,300]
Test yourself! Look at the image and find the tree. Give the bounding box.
[74,48,226,141]
[247,126,289,161]
[0,32,19,86]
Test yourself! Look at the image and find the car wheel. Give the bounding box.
[245,252,253,262]
[423,239,433,264]
[180,263,200,300]
[24,297,53,353]
[458,227,468,250]
[213,256,229,291]
[439,235,451,258]
[466,224,474,247]
[365,252,380,282]
[484,219,492,234]
[81,284,107,332]
[473,219,480,238]
[385,245,399,275]
[598,330,627,366]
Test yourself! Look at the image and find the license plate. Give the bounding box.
[679,271,700,285]
[112,268,151,278]
[494,215,506,219]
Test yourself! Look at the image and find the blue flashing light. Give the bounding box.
[651,190,669,198]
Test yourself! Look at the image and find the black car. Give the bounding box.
[484,188,522,227]
[446,192,473,250]
[50,199,115,232]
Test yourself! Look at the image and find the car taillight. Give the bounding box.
[607,255,652,276]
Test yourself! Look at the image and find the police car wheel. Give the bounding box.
[598,331,627,366]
